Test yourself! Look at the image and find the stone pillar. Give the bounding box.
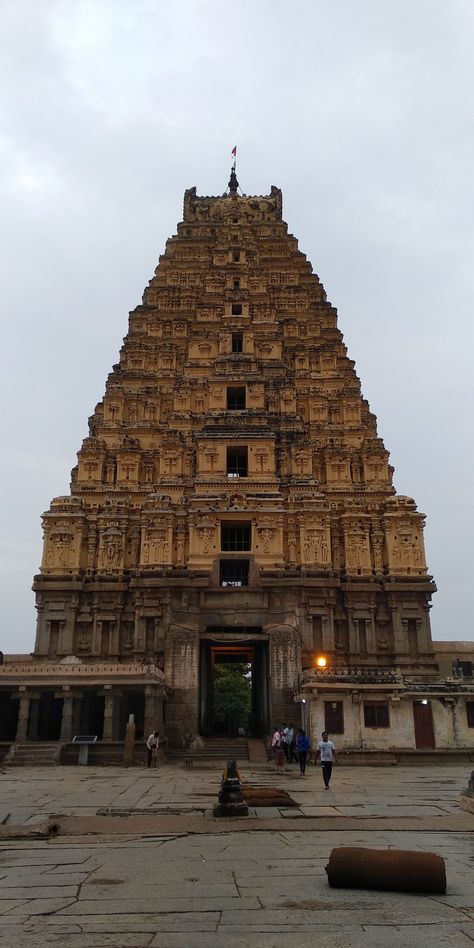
[347,607,358,657]
[61,602,77,655]
[389,602,404,653]
[321,614,332,656]
[91,614,101,656]
[325,594,336,654]
[419,605,434,652]
[367,604,377,655]
[60,691,74,742]
[144,686,158,737]
[34,602,48,656]
[351,693,363,749]
[123,715,136,767]
[443,697,457,749]
[102,687,115,741]
[135,615,146,654]
[15,690,30,742]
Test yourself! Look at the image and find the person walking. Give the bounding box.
[281,724,290,761]
[271,726,285,773]
[315,730,336,788]
[287,723,297,763]
[146,730,160,768]
[296,728,310,776]
[271,726,281,756]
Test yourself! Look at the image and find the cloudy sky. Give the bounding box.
[1,0,473,653]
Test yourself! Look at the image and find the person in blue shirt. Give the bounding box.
[295,728,310,776]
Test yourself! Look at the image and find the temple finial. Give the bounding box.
[228,164,239,194]
[228,145,239,194]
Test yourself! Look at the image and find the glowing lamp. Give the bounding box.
[316,656,327,668]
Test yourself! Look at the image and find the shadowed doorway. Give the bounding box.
[199,631,269,737]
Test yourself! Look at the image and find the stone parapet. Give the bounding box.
[0,661,165,687]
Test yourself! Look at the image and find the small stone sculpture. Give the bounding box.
[213,759,248,817]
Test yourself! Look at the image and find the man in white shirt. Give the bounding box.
[146,730,160,768]
[315,730,336,789]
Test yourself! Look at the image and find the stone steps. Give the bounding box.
[168,737,250,761]
[5,742,63,766]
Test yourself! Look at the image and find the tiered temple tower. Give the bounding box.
[33,174,437,744]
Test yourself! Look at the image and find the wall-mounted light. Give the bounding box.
[421,699,429,705]
[316,656,327,668]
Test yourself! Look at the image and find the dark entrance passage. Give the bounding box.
[77,693,105,739]
[199,632,269,737]
[28,693,63,740]
[0,693,19,741]
[413,700,436,749]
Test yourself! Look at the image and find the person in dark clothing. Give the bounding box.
[295,728,310,776]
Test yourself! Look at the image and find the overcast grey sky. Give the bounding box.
[1,0,473,653]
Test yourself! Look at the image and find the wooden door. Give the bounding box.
[413,701,436,749]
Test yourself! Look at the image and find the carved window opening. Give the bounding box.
[453,660,473,678]
[221,522,251,552]
[231,303,243,316]
[364,702,390,728]
[233,252,241,262]
[227,386,246,410]
[227,446,248,478]
[232,332,243,353]
[233,278,241,290]
[466,702,474,728]
[324,700,344,734]
[220,559,249,587]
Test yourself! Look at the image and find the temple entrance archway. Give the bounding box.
[199,629,269,737]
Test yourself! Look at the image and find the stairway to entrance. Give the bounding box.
[203,736,249,760]
[5,742,63,767]
[167,735,252,762]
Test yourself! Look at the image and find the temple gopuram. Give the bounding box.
[1,169,473,764]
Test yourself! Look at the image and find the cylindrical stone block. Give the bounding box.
[325,847,446,894]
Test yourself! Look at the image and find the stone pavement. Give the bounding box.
[0,761,473,946]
